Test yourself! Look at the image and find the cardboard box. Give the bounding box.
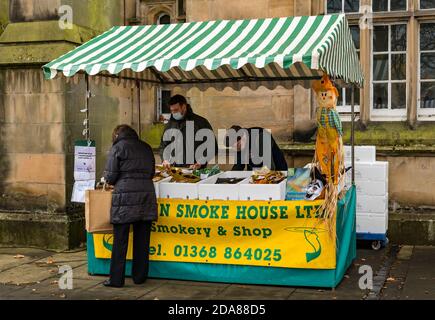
[344,145,376,163]
[239,171,288,201]
[198,171,252,200]
[356,213,388,234]
[356,194,388,214]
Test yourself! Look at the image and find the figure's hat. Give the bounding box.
[312,74,339,97]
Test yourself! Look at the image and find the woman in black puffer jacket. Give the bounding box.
[103,124,157,288]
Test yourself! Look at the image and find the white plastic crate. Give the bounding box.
[355,180,388,196]
[356,213,388,234]
[153,177,171,198]
[198,171,252,200]
[345,161,389,182]
[356,194,388,214]
[159,175,217,199]
[344,145,376,163]
[239,171,288,201]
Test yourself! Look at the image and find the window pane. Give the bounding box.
[337,88,344,106]
[327,0,342,13]
[373,0,388,12]
[350,25,360,50]
[391,0,407,11]
[373,54,389,80]
[345,87,360,105]
[420,0,435,9]
[162,90,172,113]
[373,83,388,109]
[391,83,406,109]
[391,54,406,80]
[374,26,388,52]
[344,0,360,12]
[420,82,435,108]
[421,52,435,80]
[391,25,407,51]
[420,23,435,51]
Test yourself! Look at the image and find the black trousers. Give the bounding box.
[109,220,152,286]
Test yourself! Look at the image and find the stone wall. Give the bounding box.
[0,68,66,213]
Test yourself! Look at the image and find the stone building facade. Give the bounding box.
[0,0,434,249]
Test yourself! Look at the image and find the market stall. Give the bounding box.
[43,13,363,288]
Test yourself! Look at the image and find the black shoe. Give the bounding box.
[133,279,147,285]
[103,280,123,288]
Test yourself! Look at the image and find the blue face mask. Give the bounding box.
[172,112,184,121]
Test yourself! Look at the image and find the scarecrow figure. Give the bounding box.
[312,74,345,230]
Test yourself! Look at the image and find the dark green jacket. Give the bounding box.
[159,105,216,167]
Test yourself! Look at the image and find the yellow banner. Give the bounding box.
[93,199,336,269]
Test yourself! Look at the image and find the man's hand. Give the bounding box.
[189,163,202,170]
[162,160,171,169]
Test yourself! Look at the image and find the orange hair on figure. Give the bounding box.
[312,74,339,98]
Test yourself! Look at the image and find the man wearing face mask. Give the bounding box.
[160,94,216,169]
[224,125,288,171]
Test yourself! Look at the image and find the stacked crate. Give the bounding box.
[344,146,389,238]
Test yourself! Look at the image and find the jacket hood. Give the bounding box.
[113,126,139,145]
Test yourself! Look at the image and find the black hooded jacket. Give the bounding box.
[159,105,216,167]
[104,127,158,224]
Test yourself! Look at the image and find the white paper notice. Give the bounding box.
[71,180,95,203]
[74,146,96,181]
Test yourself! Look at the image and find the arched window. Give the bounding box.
[157,13,171,25]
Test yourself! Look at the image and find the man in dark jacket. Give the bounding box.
[103,124,157,288]
[224,125,288,171]
[160,94,216,169]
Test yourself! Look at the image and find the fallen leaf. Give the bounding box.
[13,254,25,259]
[47,258,55,264]
[386,277,395,282]
[51,280,59,285]
[49,269,57,273]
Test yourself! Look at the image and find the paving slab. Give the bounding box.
[0,263,57,285]
[163,279,230,288]
[400,246,435,300]
[78,278,167,300]
[139,282,228,300]
[0,248,53,272]
[71,264,108,281]
[215,284,294,300]
[0,283,27,299]
[4,278,102,300]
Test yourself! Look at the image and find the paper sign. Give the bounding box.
[74,145,96,181]
[71,180,96,203]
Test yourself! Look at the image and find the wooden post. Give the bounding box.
[351,85,355,185]
[85,74,90,142]
[136,80,141,137]
[407,1,418,128]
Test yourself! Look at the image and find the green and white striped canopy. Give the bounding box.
[43,14,363,89]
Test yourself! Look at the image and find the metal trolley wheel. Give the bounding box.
[371,240,382,251]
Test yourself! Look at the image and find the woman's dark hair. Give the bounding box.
[112,124,137,143]
[169,94,187,106]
